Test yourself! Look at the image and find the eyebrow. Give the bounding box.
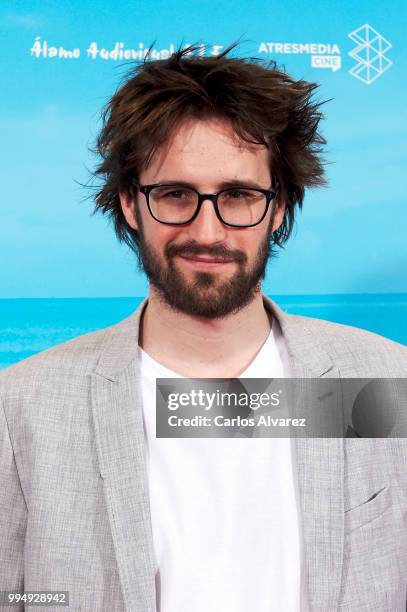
[152,178,270,190]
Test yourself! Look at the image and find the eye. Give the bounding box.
[163,189,187,198]
[227,189,248,198]
[225,189,259,200]
[153,187,194,200]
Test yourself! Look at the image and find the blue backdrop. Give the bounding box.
[1,0,406,368]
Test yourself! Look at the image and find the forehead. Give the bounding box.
[141,117,271,184]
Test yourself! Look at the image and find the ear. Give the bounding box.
[119,190,138,230]
[271,194,286,233]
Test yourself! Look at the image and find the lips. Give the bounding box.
[180,255,233,264]
[179,255,233,264]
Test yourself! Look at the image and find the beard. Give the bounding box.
[134,216,275,319]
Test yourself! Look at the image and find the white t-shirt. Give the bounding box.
[139,320,305,612]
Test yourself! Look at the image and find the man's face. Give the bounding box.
[120,117,285,319]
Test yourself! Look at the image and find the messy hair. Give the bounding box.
[92,42,327,251]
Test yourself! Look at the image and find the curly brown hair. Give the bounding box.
[92,42,327,252]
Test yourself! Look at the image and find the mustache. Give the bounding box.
[165,241,247,263]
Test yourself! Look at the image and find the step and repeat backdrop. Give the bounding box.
[1,0,406,367]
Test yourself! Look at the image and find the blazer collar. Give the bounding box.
[94,298,148,381]
[262,295,335,378]
[94,294,335,381]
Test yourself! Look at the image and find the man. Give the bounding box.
[1,44,406,612]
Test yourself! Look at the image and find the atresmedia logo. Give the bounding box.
[348,24,393,85]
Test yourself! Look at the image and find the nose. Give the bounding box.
[186,197,227,244]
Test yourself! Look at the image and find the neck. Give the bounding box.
[139,287,272,377]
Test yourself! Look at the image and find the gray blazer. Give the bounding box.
[1,296,406,611]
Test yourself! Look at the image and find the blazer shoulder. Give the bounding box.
[281,312,407,375]
[0,324,111,392]
[0,301,143,400]
[287,312,405,348]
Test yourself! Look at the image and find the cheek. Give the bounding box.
[236,226,269,253]
[143,219,180,249]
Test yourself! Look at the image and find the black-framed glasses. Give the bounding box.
[131,179,278,228]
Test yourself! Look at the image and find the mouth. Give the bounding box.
[178,255,235,269]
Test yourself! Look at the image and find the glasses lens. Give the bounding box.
[218,189,268,226]
[149,186,198,223]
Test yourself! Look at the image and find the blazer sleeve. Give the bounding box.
[0,393,27,609]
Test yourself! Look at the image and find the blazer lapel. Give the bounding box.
[264,296,345,612]
[90,295,345,612]
[90,299,157,612]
